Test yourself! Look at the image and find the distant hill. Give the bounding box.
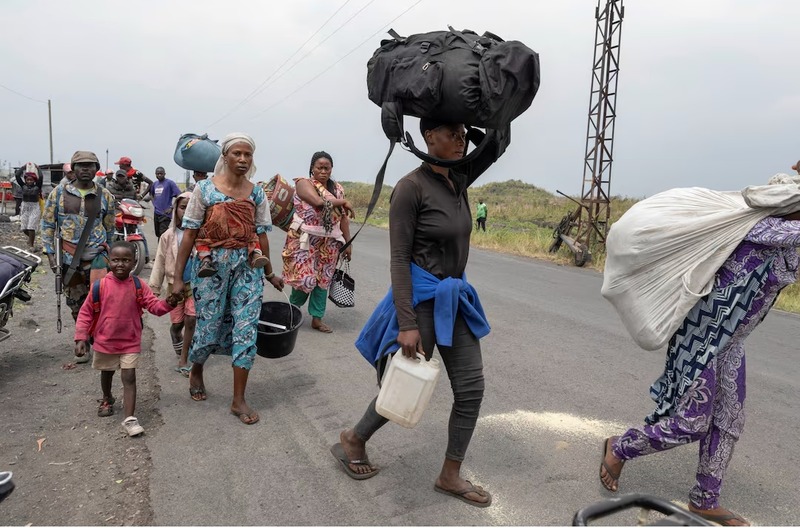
[339,179,637,230]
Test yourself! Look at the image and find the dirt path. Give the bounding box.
[0,236,161,526]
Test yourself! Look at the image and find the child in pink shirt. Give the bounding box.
[75,241,181,437]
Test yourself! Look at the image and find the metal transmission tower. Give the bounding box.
[550,0,624,266]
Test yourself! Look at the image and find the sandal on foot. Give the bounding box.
[97,397,115,417]
[175,365,191,377]
[688,506,750,526]
[330,442,379,480]
[189,386,206,401]
[230,409,260,425]
[599,437,621,492]
[434,481,492,508]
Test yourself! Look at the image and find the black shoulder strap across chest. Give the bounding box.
[63,190,103,284]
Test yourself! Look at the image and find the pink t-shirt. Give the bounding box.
[75,274,172,354]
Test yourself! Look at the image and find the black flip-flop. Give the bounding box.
[330,442,379,480]
[434,481,492,508]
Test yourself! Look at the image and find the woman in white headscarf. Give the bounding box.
[173,133,284,425]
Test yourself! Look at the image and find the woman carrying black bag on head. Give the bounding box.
[330,118,508,508]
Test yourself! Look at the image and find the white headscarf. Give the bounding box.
[214,132,257,179]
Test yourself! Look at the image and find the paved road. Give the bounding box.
[143,225,800,526]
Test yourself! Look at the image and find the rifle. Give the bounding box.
[54,224,63,333]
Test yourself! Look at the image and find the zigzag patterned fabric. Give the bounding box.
[646,257,774,424]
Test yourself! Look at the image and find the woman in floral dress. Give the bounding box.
[282,151,354,333]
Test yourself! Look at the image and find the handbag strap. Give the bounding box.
[63,190,102,284]
[339,139,396,254]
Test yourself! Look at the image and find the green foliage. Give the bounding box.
[339,180,800,313]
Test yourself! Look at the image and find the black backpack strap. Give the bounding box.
[381,101,496,169]
[339,139,396,254]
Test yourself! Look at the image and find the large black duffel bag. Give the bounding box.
[367,26,540,167]
[343,27,540,257]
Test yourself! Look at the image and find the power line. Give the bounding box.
[205,0,355,130]
[251,0,423,120]
[244,0,378,103]
[0,84,47,104]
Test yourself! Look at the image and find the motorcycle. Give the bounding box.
[114,198,147,276]
[0,246,40,343]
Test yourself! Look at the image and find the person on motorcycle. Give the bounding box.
[107,170,137,204]
[114,156,152,199]
[41,151,116,364]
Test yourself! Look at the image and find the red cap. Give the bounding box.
[114,156,132,166]
[95,170,105,177]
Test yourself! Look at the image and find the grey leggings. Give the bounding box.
[354,300,485,462]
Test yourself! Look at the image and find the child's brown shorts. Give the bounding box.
[92,351,140,371]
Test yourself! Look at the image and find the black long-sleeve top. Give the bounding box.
[389,128,509,330]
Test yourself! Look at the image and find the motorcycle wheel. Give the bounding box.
[131,240,146,276]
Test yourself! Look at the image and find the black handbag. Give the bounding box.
[328,259,355,308]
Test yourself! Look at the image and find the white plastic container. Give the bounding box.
[375,352,441,428]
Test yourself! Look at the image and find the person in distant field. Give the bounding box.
[41,151,116,364]
[114,156,152,198]
[106,170,137,204]
[16,163,43,250]
[475,199,487,231]
[147,167,181,240]
[75,241,180,436]
[185,170,208,194]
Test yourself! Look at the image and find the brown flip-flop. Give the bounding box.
[688,506,750,526]
[599,437,621,492]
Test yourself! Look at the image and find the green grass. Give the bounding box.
[340,180,800,314]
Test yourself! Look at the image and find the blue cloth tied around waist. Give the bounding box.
[355,263,490,366]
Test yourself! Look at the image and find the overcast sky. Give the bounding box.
[1,0,798,198]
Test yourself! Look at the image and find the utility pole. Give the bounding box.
[550,0,624,266]
[48,99,54,164]
[106,149,109,172]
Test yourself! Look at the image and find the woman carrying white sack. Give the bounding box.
[599,174,800,526]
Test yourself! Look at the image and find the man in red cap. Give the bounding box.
[114,156,153,198]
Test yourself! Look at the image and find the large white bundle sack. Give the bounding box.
[602,175,800,351]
